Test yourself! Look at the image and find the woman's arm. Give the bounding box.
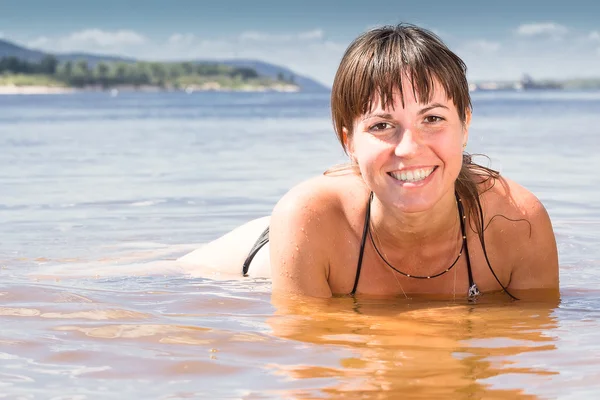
[508,193,560,291]
[269,182,335,298]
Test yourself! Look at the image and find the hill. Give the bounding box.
[215,59,327,92]
[0,39,48,60]
[0,39,329,92]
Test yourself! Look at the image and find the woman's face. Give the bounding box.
[347,79,470,213]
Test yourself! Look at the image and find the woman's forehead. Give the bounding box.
[366,85,454,113]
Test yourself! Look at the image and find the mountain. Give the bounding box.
[215,59,328,92]
[0,38,329,92]
[55,52,136,65]
[0,39,48,60]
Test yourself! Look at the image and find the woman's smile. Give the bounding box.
[388,166,437,183]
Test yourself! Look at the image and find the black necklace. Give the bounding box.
[368,192,467,280]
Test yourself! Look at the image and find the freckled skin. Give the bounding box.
[179,84,559,301]
[267,80,558,299]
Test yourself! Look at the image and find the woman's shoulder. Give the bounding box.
[268,170,370,297]
[272,170,369,223]
[478,175,548,220]
[478,175,558,292]
[477,175,557,273]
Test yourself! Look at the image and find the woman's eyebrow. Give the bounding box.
[418,103,449,115]
[360,112,394,122]
[360,103,449,121]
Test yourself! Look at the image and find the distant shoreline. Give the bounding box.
[0,85,75,95]
[4,83,598,96]
[0,83,300,95]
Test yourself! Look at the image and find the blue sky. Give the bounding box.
[1,0,599,85]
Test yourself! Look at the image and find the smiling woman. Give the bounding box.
[179,23,559,301]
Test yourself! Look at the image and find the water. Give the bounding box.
[1,90,599,398]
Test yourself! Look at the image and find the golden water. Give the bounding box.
[1,266,577,398]
[3,91,600,398]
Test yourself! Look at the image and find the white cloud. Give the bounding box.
[298,29,324,40]
[17,24,600,87]
[167,33,197,46]
[67,29,146,47]
[27,36,50,48]
[0,32,4,39]
[238,31,270,41]
[239,29,324,43]
[27,29,147,54]
[149,29,338,84]
[515,22,568,37]
[155,25,600,84]
[460,25,600,82]
[461,39,501,53]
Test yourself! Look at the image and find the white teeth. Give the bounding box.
[390,167,434,182]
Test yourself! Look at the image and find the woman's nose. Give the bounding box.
[394,130,421,157]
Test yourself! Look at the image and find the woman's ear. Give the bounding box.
[462,109,472,147]
[342,127,354,156]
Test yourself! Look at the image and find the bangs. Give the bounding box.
[331,24,471,148]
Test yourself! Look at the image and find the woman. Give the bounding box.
[179,24,559,300]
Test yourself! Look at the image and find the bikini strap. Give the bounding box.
[456,192,480,300]
[351,192,373,295]
[242,226,270,275]
[352,191,483,300]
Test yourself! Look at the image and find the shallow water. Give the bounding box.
[1,90,599,398]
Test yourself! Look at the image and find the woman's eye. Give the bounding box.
[369,122,393,131]
[424,116,443,123]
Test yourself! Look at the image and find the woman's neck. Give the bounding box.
[369,189,460,249]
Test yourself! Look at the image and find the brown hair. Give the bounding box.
[329,23,501,236]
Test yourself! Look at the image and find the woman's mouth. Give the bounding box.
[388,166,436,183]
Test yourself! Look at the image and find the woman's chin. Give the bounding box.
[391,200,438,214]
[381,187,450,213]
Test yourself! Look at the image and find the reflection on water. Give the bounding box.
[1,275,586,399]
[269,294,559,399]
[2,258,600,398]
[1,91,600,397]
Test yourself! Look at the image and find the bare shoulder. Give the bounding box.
[270,173,367,297]
[479,176,559,292]
[478,176,553,231]
[273,173,365,221]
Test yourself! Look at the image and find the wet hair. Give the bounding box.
[329,23,501,239]
[331,23,471,132]
[326,24,524,300]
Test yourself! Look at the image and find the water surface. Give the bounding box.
[1,90,599,398]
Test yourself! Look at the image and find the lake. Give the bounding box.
[1,90,599,398]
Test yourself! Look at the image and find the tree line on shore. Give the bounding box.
[0,55,296,88]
